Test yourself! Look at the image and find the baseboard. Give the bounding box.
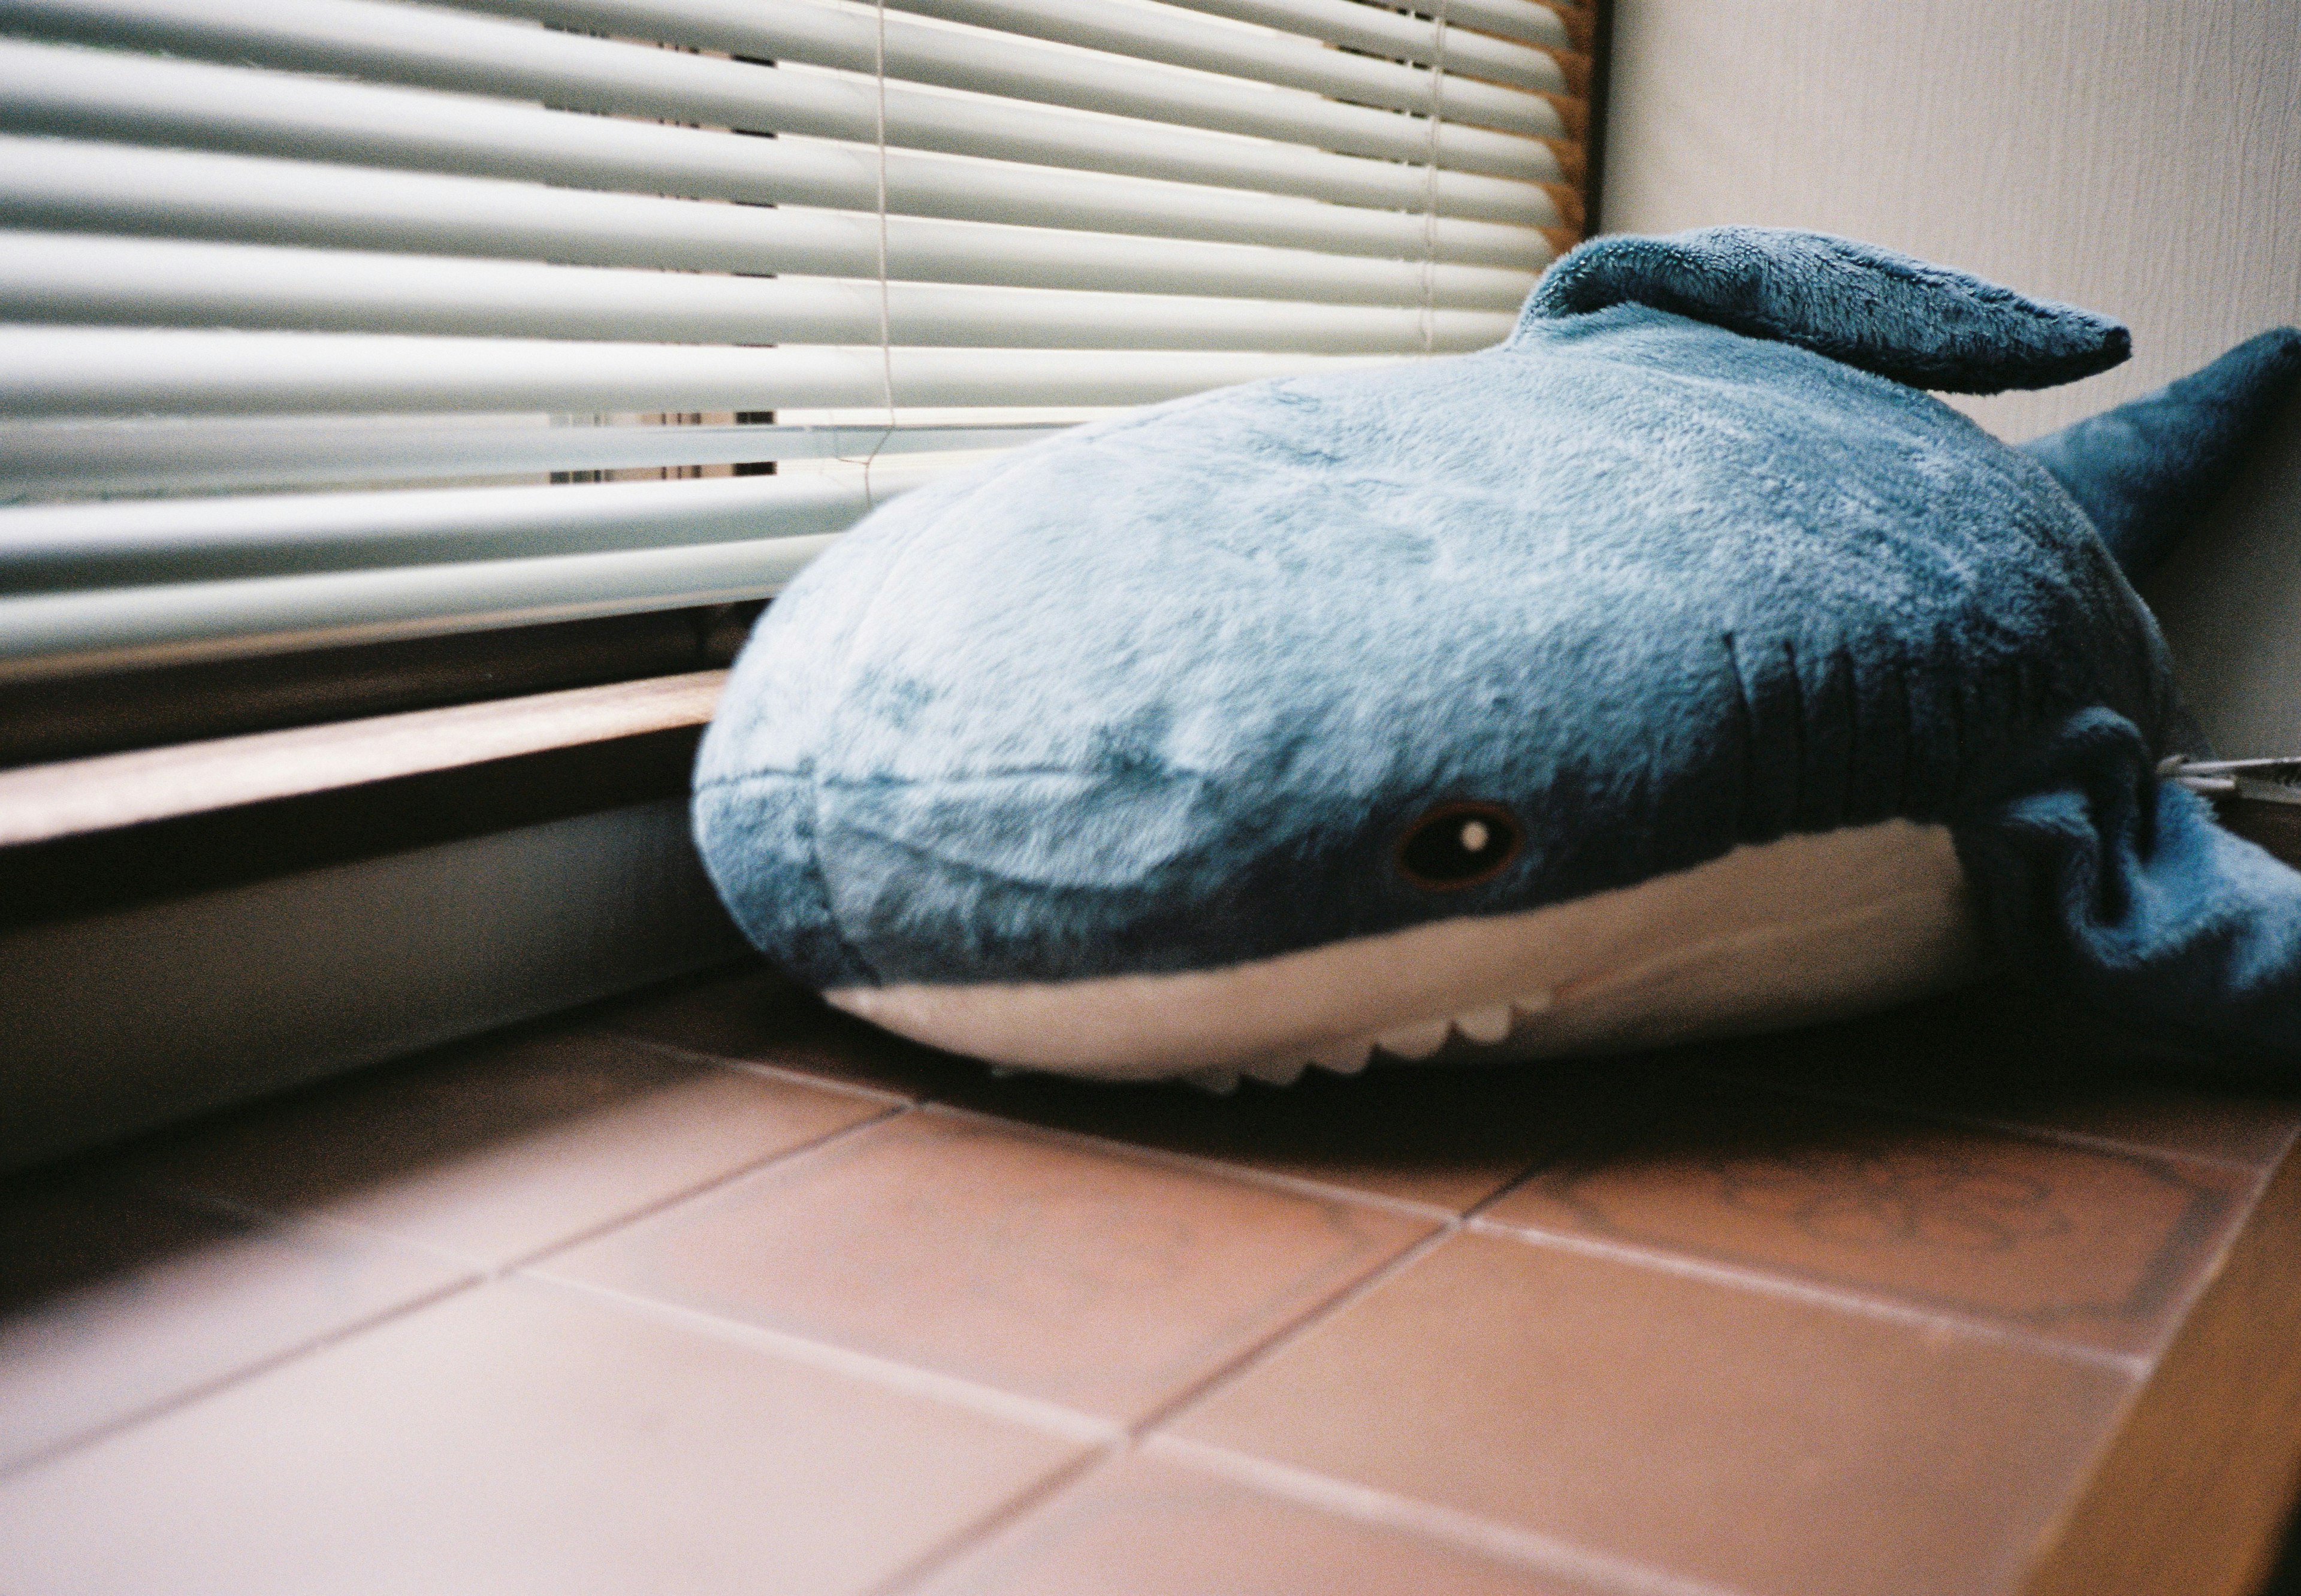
[0,796,749,1171]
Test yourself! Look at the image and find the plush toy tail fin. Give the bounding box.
[1962,708,2301,1080]
[2022,327,2301,581]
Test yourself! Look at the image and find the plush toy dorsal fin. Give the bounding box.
[1518,226,2130,395]
[2022,327,2301,579]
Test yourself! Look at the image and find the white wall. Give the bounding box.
[1597,0,2301,753]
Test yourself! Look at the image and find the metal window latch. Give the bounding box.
[2161,756,2301,804]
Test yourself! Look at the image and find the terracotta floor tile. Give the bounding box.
[601,964,976,1099]
[1168,1230,2134,1596]
[1707,984,2301,1169]
[908,1448,1586,1595]
[604,971,1681,1214]
[929,1057,1680,1214]
[1477,1078,2246,1355]
[110,1026,893,1268]
[1948,1086,2301,1169]
[0,1174,466,1471]
[538,1107,1434,1422]
[0,1278,1089,1596]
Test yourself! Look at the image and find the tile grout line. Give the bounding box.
[1461,1075,2236,1373]
[2275,1119,2301,1166]
[860,1132,2135,1596]
[500,1089,1491,1596]
[0,1271,484,1483]
[610,1019,1553,1223]
[516,1086,1466,1455]
[1701,1066,2289,1175]
[26,1090,905,1485]
[603,995,2298,1180]
[914,1100,1470,1225]
[867,1166,1526,1595]
[865,1219,1474,1596]
[78,1005,2199,1585]
[1923,1110,2284,1174]
[1121,1158,1563,1431]
[1127,1219,1464,1445]
[119,1180,472,1267]
[2101,1151,2283,1371]
[490,1100,914,1276]
[605,1029,918,1108]
[129,1098,914,1285]
[512,1090,1544,1596]
[519,1269,1122,1446]
[1467,1217,2151,1376]
[862,1442,1125,1596]
[590,1014,2301,1184]
[1149,1434,1765,1596]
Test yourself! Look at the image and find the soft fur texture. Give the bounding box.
[695,226,2301,1079]
[1527,231,2133,394]
[2024,327,2301,576]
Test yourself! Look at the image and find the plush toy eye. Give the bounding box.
[1396,802,1523,890]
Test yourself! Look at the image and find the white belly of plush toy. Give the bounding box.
[829,818,1979,1090]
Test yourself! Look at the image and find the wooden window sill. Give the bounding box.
[0,670,726,933]
[6,672,2296,935]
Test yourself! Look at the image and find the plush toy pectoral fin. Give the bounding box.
[2022,327,2301,581]
[1961,708,2301,1077]
[1520,226,2130,395]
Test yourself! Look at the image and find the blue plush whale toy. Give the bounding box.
[695,227,2301,1089]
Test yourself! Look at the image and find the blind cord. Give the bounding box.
[860,0,895,507]
[0,0,1583,681]
[1420,0,1448,358]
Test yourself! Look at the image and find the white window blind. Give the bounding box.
[0,0,1590,682]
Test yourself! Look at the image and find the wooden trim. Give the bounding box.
[0,670,724,845]
[1524,0,1592,55]
[0,671,726,932]
[2212,793,2301,867]
[1581,0,1615,236]
[2023,1138,2301,1596]
[0,601,760,770]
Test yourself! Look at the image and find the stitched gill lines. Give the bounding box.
[1834,640,1859,824]
[1721,631,1759,838]
[1780,636,1807,830]
[1888,651,1915,816]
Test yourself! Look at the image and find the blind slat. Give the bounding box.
[0,44,1563,258]
[1,138,1540,310]
[0,531,851,683]
[0,0,1583,681]
[0,327,1388,416]
[444,0,1562,169]
[8,0,1566,186]
[476,0,1569,125]
[0,418,1067,497]
[1157,0,1574,82]
[1421,0,1586,52]
[0,232,1520,352]
[0,465,946,590]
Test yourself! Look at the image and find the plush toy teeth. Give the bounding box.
[1373,1018,1453,1060]
[1455,1005,1515,1045]
[1299,998,1552,1079]
[1239,1057,1310,1089]
[1308,1037,1375,1074]
[696,228,2301,1081]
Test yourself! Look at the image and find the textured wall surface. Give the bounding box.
[1598,0,2301,752]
